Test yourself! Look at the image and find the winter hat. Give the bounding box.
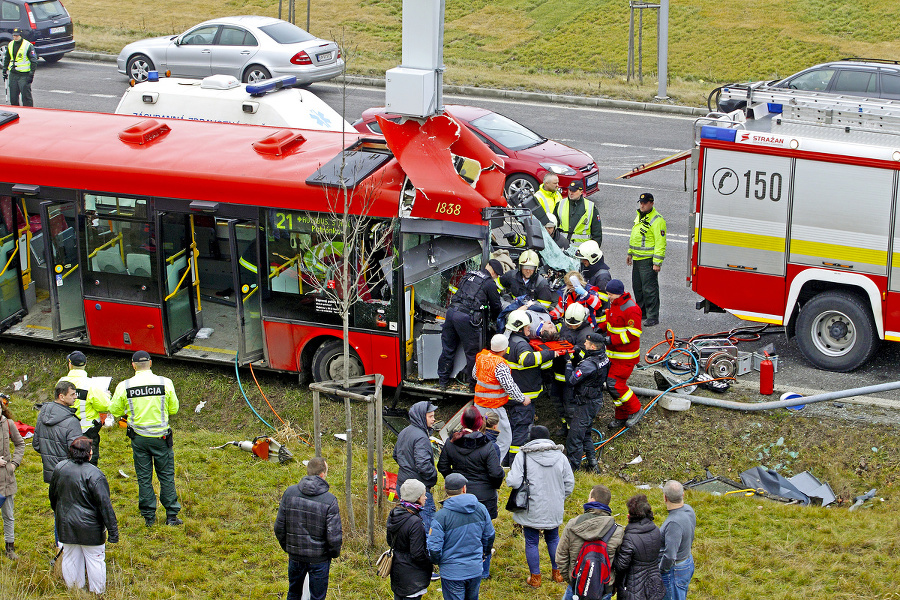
[445,473,468,491]
[490,333,509,352]
[606,279,625,295]
[399,479,427,502]
[529,425,550,441]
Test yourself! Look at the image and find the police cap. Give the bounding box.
[132,350,151,363]
[11,28,23,36]
[67,351,87,367]
[639,192,654,203]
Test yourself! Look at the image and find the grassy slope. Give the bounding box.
[66,0,900,106]
[0,341,898,598]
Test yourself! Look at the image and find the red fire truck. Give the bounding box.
[690,96,900,371]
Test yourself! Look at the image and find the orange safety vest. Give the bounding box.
[474,350,508,409]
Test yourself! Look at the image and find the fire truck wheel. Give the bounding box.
[795,291,878,372]
[312,339,365,383]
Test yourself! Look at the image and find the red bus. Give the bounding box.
[0,107,536,391]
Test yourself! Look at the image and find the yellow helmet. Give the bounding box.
[518,250,540,269]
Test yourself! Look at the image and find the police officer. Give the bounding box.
[627,192,667,327]
[57,351,110,466]
[555,181,602,247]
[438,259,504,391]
[575,240,612,293]
[109,350,182,527]
[565,333,609,473]
[2,29,37,107]
[504,309,561,464]
[497,250,554,309]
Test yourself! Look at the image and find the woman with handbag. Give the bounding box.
[385,479,433,600]
[1,394,25,560]
[505,425,575,588]
[614,494,665,600]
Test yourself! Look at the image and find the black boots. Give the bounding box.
[5,541,17,560]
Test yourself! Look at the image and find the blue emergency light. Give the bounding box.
[767,103,783,114]
[700,125,737,142]
[246,76,298,97]
[147,71,159,82]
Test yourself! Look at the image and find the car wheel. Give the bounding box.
[795,291,878,372]
[42,54,64,64]
[127,54,154,82]
[311,339,365,383]
[243,65,271,84]
[505,174,538,200]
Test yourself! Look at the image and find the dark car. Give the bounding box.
[712,59,900,113]
[0,0,75,62]
[353,104,599,198]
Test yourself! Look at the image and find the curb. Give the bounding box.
[69,51,707,117]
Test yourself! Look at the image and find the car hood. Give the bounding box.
[515,138,592,169]
[120,35,176,54]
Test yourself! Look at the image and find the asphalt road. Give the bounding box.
[24,58,900,399]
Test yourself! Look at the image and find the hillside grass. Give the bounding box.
[0,340,898,598]
[64,0,900,107]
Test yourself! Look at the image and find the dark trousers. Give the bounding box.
[504,400,535,465]
[437,308,484,385]
[7,71,33,107]
[288,558,330,600]
[85,427,101,466]
[632,258,659,320]
[566,397,601,470]
[131,434,181,520]
[441,576,481,600]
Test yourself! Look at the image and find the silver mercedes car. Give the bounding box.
[116,15,344,84]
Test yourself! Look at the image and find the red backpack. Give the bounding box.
[570,522,618,600]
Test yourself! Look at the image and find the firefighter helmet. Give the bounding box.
[546,214,558,227]
[506,309,530,332]
[575,240,603,265]
[518,250,540,269]
[564,303,588,326]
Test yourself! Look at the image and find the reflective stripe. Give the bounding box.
[477,382,503,390]
[611,388,634,406]
[523,388,542,399]
[607,349,641,360]
[554,373,566,382]
[508,445,521,454]
[80,397,89,429]
[125,375,170,437]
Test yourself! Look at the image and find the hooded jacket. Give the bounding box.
[582,259,612,293]
[393,401,438,490]
[386,503,432,596]
[1,414,25,497]
[614,517,665,600]
[557,505,625,587]
[427,493,495,581]
[32,401,82,483]
[505,438,574,529]
[437,431,505,518]
[50,458,119,546]
[274,475,343,563]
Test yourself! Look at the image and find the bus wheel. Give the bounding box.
[311,339,365,383]
[795,291,878,372]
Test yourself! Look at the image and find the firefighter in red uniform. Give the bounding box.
[597,279,645,429]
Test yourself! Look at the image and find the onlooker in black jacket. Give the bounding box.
[274,457,343,600]
[386,479,433,600]
[33,381,82,483]
[614,494,664,600]
[49,437,118,595]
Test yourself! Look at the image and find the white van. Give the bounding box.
[114,73,353,132]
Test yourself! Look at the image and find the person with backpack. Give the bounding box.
[556,484,624,600]
[506,425,574,588]
[614,494,665,600]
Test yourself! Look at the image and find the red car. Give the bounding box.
[353,104,599,198]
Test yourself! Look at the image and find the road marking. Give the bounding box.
[605,226,688,243]
[601,142,631,148]
[47,89,74,94]
[89,94,116,98]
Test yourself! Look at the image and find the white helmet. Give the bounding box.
[545,214,558,227]
[575,240,603,265]
[519,250,540,269]
[490,334,509,352]
[564,303,588,326]
[506,309,530,332]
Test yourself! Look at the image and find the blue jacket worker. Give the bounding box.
[427,473,495,600]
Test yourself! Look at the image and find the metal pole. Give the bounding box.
[367,394,375,548]
[638,8,643,85]
[656,0,669,99]
[307,0,311,32]
[278,0,282,20]
[312,389,322,458]
[344,393,354,533]
[627,3,635,82]
[375,375,384,518]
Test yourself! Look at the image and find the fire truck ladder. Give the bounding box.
[718,84,900,121]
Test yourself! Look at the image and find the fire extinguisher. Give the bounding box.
[759,351,774,395]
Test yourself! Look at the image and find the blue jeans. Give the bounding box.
[563,585,612,600]
[288,559,330,600]
[482,547,492,579]
[662,555,694,600]
[441,577,481,600]
[421,491,436,533]
[524,526,559,574]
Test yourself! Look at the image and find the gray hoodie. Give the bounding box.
[393,401,438,490]
[32,401,82,483]
[506,438,575,529]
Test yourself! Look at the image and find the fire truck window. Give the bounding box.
[832,70,877,95]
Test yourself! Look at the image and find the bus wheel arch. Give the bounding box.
[794,288,879,372]
[310,338,366,383]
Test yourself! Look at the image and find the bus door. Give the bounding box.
[157,212,199,353]
[0,195,26,331]
[228,219,264,364]
[39,201,86,339]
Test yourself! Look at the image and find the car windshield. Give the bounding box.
[780,68,836,92]
[30,0,67,19]
[468,111,545,151]
[258,21,316,45]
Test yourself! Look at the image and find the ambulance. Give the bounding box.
[115,73,353,132]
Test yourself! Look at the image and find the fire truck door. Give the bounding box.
[698,149,791,275]
[39,201,86,339]
[228,219,264,364]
